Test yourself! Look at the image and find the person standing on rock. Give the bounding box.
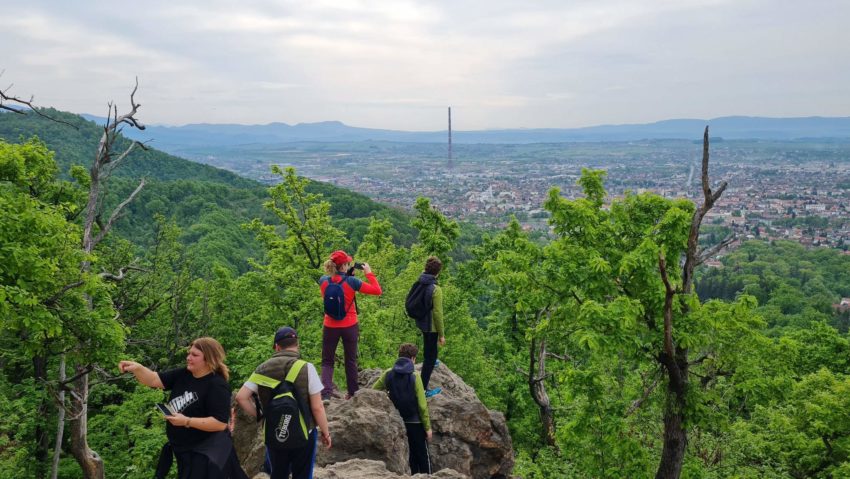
[373,343,432,475]
[404,256,445,397]
[235,327,332,479]
[319,250,382,400]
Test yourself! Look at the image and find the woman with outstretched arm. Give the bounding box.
[119,337,246,479]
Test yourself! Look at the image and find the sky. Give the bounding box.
[1,0,849,130]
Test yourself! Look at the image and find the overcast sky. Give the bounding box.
[2,0,848,130]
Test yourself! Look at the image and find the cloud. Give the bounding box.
[1,0,848,129]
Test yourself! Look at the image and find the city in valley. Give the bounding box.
[172,139,850,256]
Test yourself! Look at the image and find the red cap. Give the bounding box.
[330,250,353,266]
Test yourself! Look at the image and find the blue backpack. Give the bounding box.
[323,275,351,320]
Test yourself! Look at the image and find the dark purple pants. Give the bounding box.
[321,323,359,397]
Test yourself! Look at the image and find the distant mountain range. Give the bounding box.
[80,115,850,148]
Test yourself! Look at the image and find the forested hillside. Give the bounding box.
[0,110,417,273]
[4,109,850,479]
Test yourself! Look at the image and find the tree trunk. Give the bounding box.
[529,338,559,451]
[68,366,103,479]
[657,398,687,479]
[50,355,66,479]
[656,350,689,479]
[654,127,724,479]
[33,355,49,479]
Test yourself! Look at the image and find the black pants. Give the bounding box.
[268,429,318,479]
[421,332,439,390]
[404,422,431,475]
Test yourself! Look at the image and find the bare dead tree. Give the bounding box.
[654,127,729,479]
[60,79,148,479]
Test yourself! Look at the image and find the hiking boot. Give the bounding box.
[434,359,441,367]
[425,388,442,398]
[322,390,342,400]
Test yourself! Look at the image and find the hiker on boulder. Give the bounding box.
[235,326,331,479]
[405,256,445,397]
[319,250,382,400]
[119,337,246,479]
[373,343,433,475]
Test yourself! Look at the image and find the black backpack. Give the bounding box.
[405,281,435,332]
[385,370,418,422]
[264,360,312,450]
[323,275,351,321]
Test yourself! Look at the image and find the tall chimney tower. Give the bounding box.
[448,107,453,169]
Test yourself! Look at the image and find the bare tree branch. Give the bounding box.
[91,178,145,248]
[683,127,728,293]
[58,365,94,390]
[658,252,676,358]
[43,281,86,307]
[44,262,147,307]
[0,73,78,128]
[102,140,149,177]
[696,234,736,266]
[689,353,712,366]
[99,264,148,282]
[545,351,572,362]
[626,369,662,417]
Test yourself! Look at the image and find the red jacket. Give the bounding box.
[320,272,382,328]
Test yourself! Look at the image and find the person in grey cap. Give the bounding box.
[235,327,331,479]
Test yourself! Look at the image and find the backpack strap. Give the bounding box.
[334,274,357,317]
[283,359,314,429]
[246,358,306,391]
[285,360,306,383]
[247,372,281,389]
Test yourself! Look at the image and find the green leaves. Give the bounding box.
[262,166,345,268]
[411,197,459,258]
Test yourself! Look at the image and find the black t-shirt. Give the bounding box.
[158,368,231,448]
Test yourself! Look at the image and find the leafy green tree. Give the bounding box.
[257,165,345,269]
[412,197,459,259]
[1,138,84,477]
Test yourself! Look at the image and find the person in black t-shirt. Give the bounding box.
[120,337,246,479]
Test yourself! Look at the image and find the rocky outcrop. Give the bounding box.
[316,389,410,473]
[315,459,469,479]
[234,362,514,478]
[250,459,468,479]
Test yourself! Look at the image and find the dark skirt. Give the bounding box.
[155,433,247,479]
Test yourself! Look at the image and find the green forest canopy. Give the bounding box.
[0,109,418,274]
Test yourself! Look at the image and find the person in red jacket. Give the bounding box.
[319,250,382,400]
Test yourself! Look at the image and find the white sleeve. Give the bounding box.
[243,381,258,393]
[306,363,323,395]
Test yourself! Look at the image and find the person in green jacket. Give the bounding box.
[405,256,445,397]
[373,343,432,475]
